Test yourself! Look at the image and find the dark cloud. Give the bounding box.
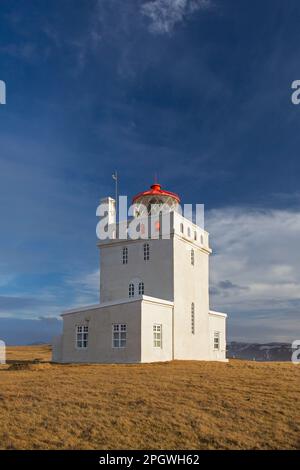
[210,280,249,297]
[218,280,248,291]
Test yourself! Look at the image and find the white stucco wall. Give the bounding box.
[53,296,174,364]
[208,311,227,361]
[141,299,173,363]
[99,238,174,303]
[172,234,211,360]
[59,300,142,363]
[52,335,62,362]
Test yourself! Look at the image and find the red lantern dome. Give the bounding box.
[132,183,180,204]
[132,182,180,217]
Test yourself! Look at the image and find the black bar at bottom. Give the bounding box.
[0,450,298,467]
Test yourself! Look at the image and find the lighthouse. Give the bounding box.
[52,182,227,363]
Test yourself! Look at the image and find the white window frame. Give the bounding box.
[143,243,150,261]
[191,303,195,335]
[122,247,128,264]
[76,325,88,349]
[129,282,134,298]
[112,324,127,348]
[214,331,220,350]
[138,281,144,295]
[153,324,162,348]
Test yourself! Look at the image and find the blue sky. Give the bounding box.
[0,0,300,344]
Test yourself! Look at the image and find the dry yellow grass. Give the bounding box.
[5,344,52,363]
[0,345,299,450]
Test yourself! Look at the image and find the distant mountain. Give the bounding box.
[227,342,293,361]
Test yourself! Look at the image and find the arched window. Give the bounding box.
[138,281,144,295]
[191,303,195,335]
[194,231,197,241]
[122,247,128,264]
[191,249,194,266]
[129,283,134,298]
[187,227,191,237]
[200,234,204,245]
[144,243,150,261]
[180,223,184,234]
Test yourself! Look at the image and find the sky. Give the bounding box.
[0,0,300,344]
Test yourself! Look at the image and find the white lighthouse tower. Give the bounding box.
[53,182,227,363]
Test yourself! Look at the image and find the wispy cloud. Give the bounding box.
[141,0,212,34]
[207,207,300,342]
[0,293,64,320]
[65,270,100,307]
[0,270,100,320]
[0,295,50,311]
[0,43,37,61]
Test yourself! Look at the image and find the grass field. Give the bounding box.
[0,345,299,450]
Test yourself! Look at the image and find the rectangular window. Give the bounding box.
[144,243,150,261]
[76,325,88,348]
[112,324,127,348]
[122,247,128,264]
[214,331,220,350]
[191,303,195,335]
[153,324,162,348]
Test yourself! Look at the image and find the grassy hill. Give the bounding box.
[0,345,299,450]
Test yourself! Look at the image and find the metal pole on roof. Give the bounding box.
[112,170,118,224]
